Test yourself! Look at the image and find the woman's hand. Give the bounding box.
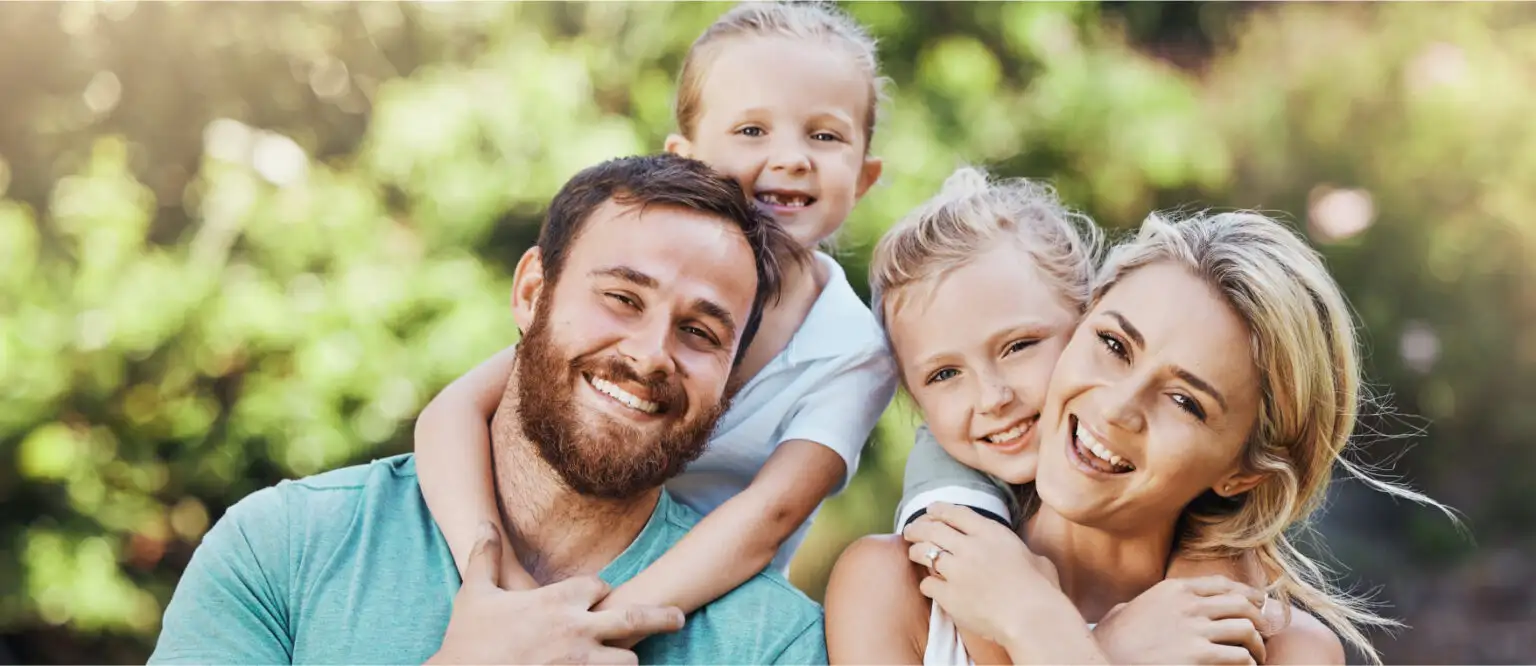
[901,503,1088,658]
[1092,576,1269,665]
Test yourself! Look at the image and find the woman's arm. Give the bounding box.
[825,535,930,665]
[413,345,534,587]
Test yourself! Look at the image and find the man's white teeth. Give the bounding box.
[1076,424,1134,471]
[985,422,1029,444]
[590,377,660,414]
[756,192,811,207]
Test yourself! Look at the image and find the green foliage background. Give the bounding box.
[2,2,1531,663]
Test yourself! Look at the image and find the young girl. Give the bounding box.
[828,167,1271,665]
[414,1,899,619]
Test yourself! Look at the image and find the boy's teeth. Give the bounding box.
[757,193,810,207]
[590,377,660,414]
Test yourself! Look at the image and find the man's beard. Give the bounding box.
[514,308,726,501]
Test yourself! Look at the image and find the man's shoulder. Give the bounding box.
[227,454,423,544]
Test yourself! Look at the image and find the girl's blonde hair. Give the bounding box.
[869,167,1103,337]
[676,1,887,149]
[1095,211,1458,664]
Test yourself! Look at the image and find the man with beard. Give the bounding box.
[149,154,823,665]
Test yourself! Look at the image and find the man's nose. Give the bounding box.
[617,317,676,378]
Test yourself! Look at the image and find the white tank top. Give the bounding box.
[922,604,1096,665]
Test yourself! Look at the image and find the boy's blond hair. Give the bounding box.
[675,1,887,149]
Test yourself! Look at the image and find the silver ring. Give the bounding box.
[925,546,944,569]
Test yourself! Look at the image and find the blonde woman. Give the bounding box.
[831,207,1450,664]
[828,171,1279,665]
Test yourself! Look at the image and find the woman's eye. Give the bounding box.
[926,368,959,384]
[1097,332,1128,361]
[1171,394,1207,421]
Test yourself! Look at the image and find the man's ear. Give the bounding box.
[664,133,694,158]
[510,247,546,332]
[855,154,883,200]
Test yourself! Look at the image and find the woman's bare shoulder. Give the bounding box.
[1266,604,1347,665]
[825,534,930,663]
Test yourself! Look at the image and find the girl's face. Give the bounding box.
[666,37,882,250]
[1034,261,1265,533]
[887,244,1080,484]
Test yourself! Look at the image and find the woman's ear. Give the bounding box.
[511,247,546,331]
[1213,469,1267,499]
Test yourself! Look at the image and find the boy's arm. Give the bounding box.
[413,344,526,584]
[895,423,1013,530]
[597,348,897,636]
[149,487,294,664]
[596,438,844,618]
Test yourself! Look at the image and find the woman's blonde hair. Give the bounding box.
[1094,211,1458,664]
[869,167,1103,339]
[675,1,887,149]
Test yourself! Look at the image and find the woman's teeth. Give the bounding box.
[1075,424,1135,472]
[590,376,660,414]
[756,192,812,207]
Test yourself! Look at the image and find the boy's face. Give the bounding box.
[667,37,883,250]
[888,245,1080,485]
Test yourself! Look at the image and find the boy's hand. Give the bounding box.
[1092,576,1268,665]
[429,523,685,665]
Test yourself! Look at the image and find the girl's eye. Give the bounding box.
[1097,332,1129,361]
[738,126,765,137]
[926,368,960,385]
[1004,339,1038,356]
[1171,393,1207,421]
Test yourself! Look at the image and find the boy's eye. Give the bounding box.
[811,131,841,142]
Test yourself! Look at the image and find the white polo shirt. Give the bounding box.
[664,251,899,573]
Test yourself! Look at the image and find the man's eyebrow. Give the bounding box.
[591,266,657,289]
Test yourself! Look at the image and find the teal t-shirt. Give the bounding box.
[149,454,827,664]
